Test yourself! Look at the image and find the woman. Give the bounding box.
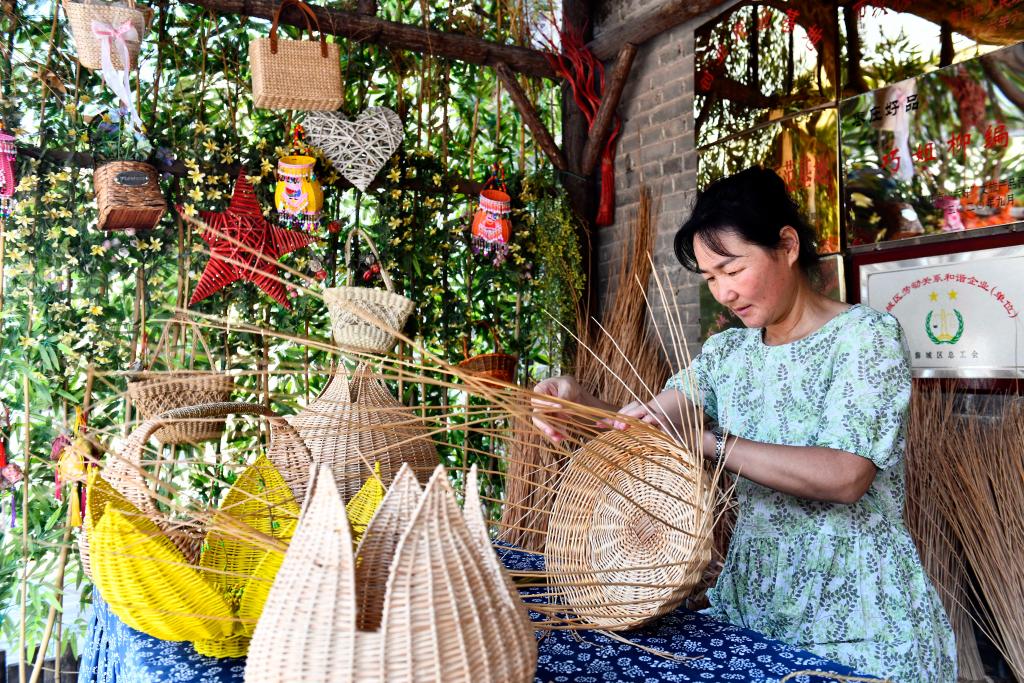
[533,167,955,682]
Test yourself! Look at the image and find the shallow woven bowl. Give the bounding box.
[545,428,715,631]
[127,372,235,445]
[323,286,415,354]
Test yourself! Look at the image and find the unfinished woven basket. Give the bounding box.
[545,428,715,631]
[323,228,415,354]
[62,0,153,70]
[458,320,518,384]
[126,316,234,445]
[94,161,167,231]
[286,363,438,501]
[248,0,342,111]
[82,401,313,580]
[244,463,537,683]
[83,402,312,657]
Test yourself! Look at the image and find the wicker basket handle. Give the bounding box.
[146,314,217,372]
[268,0,328,59]
[344,227,396,293]
[461,319,504,359]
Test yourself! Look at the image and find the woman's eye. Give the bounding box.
[724,270,741,277]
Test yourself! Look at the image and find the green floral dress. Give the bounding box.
[666,304,956,683]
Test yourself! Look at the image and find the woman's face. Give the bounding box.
[694,227,801,329]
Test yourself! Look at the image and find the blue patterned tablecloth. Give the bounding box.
[80,547,872,683]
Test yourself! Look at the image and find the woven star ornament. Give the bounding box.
[179,172,316,309]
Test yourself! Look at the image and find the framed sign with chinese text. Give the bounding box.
[859,243,1023,378]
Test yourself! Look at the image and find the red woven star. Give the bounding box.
[179,172,316,309]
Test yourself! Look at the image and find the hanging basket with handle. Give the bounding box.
[248,0,343,111]
[458,320,518,384]
[62,0,153,71]
[126,315,235,445]
[323,228,415,354]
[94,160,167,232]
[80,401,313,657]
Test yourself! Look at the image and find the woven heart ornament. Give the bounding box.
[306,107,403,192]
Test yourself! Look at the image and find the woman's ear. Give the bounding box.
[779,225,800,267]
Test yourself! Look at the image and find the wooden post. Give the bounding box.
[580,42,637,177]
[494,63,569,172]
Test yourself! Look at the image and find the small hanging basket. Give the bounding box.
[458,320,518,384]
[126,315,235,445]
[323,228,415,354]
[62,0,153,71]
[94,161,167,231]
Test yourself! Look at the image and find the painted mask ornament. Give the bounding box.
[275,155,323,232]
[0,128,17,219]
[471,166,512,262]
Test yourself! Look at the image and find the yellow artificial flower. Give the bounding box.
[261,159,274,175]
[88,304,103,315]
[207,189,223,201]
[188,186,204,201]
[188,169,205,184]
[181,203,197,216]
[432,173,442,186]
[387,168,401,182]
[202,139,218,154]
[91,245,106,256]
[184,159,200,172]
[256,138,267,150]
[62,225,79,237]
[148,238,162,251]
[195,122,210,135]
[390,189,401,199]
[19,336,34,348]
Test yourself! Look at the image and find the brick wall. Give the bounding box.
[591,2,739,365]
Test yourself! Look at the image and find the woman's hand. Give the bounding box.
[602,389,692,435]
[531,376,586,443]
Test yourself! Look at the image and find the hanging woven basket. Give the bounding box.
[286,362,438,501]
[81,401,313,657]
[94,161,167,231]
[323,228,415,354]
[62,0,153,71]
[126,315,234,445]
[458,320,518,384]
[544,428,716,631]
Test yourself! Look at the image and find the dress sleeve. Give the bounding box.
[664,334,721,423]
[813,313,911,470]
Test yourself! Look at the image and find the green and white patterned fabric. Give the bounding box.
[666,303,956,683]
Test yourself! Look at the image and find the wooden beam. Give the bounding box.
[180,0,557,79]
[17,144,483,195]
[580,42,636,177]
[494,63,569,172]
[587,0,725,61]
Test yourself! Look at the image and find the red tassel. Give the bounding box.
[55,470,62,501]
[595,156,616,226]
[0,442,6,469]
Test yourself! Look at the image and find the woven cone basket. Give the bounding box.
[323,228,414,354]
[286,364,438,501]
[62,0,153,70]
[94,161,167,231]
[544,428,716,631]
[244,463,537,683]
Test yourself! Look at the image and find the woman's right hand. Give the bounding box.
[531,376,587,443]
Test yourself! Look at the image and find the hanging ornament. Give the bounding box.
[52,407,92,527]
[0,128,17,220]
[306,107,403,192]
[274,155,323,232]
[179,172,317,309]
[471,164,513,262]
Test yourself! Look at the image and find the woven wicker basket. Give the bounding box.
[244,463,537,683]
[545,428,715,631]
[458,320,518,384]
[323,228,415,354]
[248,0,342,111]
[126,316,233,445]
[94,161,167,231]
[286,363,438,500]
[62,0,153,70]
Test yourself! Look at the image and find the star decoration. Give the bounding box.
[178,172,316,309]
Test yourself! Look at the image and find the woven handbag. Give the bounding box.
[544,428,716,631]
[94,161,167,231]
[83,401,313,657]
[286,362,438,500]
[248,0,342,111]
[323,228,415,354]
[458,320,518,384]
[126,315,234,445]
[244,463,537,683]
[62,0,153,70]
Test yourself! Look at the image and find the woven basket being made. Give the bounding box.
[244,463,537,683]
[545,428,716,631]
[286,364,438,501]
[248,0,342,111]
[85,417,305,657]
[126,372,235,445]
[94,161,167,231]
[323,228,415,354]
[62,0,153,70]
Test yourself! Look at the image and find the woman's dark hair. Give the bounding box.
[673,166,819,275]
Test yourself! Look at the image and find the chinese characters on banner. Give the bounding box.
[861,245,1024,378]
